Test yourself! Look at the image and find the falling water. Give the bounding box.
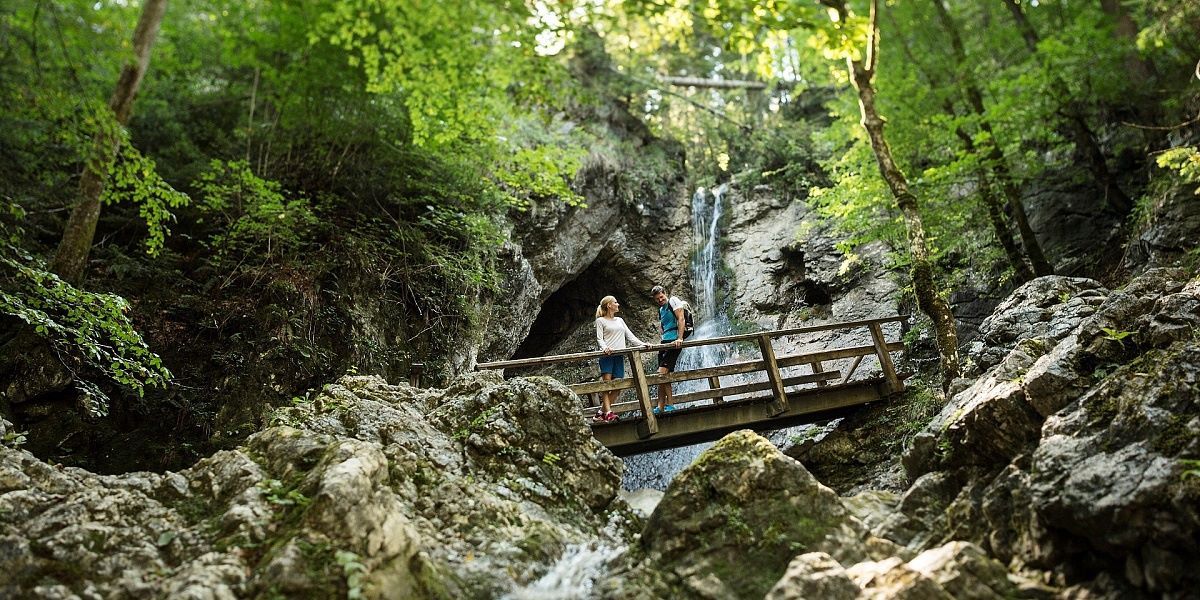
[502,542,625,600]
[678,183,735,377]
[621,183,735,490]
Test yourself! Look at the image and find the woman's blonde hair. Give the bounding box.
[596,295,617,318]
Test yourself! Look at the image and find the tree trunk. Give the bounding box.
[50,0,168,284]
[1098,0,1157,86]
[1001,0,1132,215]
[934,0,1054,276]
[829,0,961,389]
[946,107,1035,282]
[1002,0,1040,52]
[885,5,1033,282]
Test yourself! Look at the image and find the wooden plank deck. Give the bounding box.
[589,378,890,456]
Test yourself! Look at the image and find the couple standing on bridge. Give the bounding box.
[592,285,694,422]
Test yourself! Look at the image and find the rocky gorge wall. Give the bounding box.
[2,265,1198,598]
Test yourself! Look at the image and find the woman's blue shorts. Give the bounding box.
[599,355,625,378]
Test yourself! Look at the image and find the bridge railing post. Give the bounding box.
[758,333,789,416]
[868,322,902,394]
[629,350,658,438]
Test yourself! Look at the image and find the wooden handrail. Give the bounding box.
[475,315,908,371]
[475,316,908,441]
[566,342,902,395]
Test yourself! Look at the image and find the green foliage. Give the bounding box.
[335,550,367,600]
[259,478,311,507]
[102,144,191,256]
[194,159,317,261]
[1,429,29,448]
[0,205,170,416]
[1101,327,1136,348]
[1182,459,1200,480]
[1156,147,1200,190]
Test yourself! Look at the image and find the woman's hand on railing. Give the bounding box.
[603,347,612,355]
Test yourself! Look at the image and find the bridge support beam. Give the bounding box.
[869,323,903,394]
[759,333,789,416]
[629,350,658,438]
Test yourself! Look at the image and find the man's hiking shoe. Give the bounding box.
[604,412,618,422]
[664,405,676,412]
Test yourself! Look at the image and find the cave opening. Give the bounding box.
[510,253,652,361]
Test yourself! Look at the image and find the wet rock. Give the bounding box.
[641,430,881,599]
[766,552,861,600]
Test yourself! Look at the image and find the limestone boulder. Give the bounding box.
[1028,340,1200,594]
[0,373,633,599]
[640,430,884,599]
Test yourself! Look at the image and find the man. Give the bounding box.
[650,284,690,413]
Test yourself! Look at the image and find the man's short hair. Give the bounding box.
[650,285,666,297]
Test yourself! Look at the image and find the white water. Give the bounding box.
[502,542,625,599]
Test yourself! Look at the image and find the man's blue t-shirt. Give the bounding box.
[659,296,687,342]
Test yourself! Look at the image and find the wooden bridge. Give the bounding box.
[475,316,907,456]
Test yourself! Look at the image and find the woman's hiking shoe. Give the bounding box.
[604,412,618,422]
[592,411,606,422]
[664,405,676,412]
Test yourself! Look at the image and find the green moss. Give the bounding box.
[1155,415,1197,456]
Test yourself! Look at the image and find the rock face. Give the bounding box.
[0,374,632,599]
[638,430,892,599]
[1125,182,1200,273]
[475,81,690,366]
[887,268,1200,596]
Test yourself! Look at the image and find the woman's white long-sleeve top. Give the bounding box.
[595,317,645,351]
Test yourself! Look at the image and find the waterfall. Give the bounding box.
[621,183,734,490]
[677,183,734,379]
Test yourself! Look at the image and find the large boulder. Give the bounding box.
[1028,340,1200,594]
[0,373,633,599]
[639,430,888,599]
[766,542,1044,600]
[891,269,1200,595]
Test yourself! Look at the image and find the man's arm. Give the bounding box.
[673,306,686,346]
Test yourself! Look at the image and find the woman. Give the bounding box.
[594,295,647,422]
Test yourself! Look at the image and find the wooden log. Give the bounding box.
[629,350,658,438]
[869,322,902,394]
[759,333,789,416]
[659,75,768,89]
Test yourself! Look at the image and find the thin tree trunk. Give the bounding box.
[934,0,1054,276]
[884,5,1033,281]
[827,0,961,389]
[1098,0,1157,86]
[51,0,168,284]
[1001,0,1133,215]
[945,104,1035,282]
[1002,0,1040,52]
